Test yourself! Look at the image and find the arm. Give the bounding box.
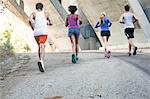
[65,15,69,27]
[107,18,112,27]
[133,14,138,23]
[77,15,82,25]
[95,20,100,28]
[29,13,35,30]
[119,14,125,24]
[45,12,52,26]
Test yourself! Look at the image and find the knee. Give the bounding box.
[39,43,45,49]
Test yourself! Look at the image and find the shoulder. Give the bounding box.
[122,13,126,16]
[131,12,136,17]
[75,14,79,17]
[67,14,71,18]
[30,12,36,18]
[104,17,110,21]
[44,11,49,16]
[30,12,36,16]
[75,14,78,16]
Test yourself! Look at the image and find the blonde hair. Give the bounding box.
[101,12,106,16]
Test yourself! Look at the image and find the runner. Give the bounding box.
[65,5,82,63]
[95,12,112,58]
[119,5,138,56]
[48,36,56,52]
[29,3,52,72]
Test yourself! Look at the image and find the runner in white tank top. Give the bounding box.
[123,12,135,29]
[34,11,48,36]
[119,5,138,56]
[29,3,52,72]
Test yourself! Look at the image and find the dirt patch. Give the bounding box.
[0,51,30,80]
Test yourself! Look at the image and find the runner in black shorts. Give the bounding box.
[101,31,111,37]
[120,5,138,56]
[95,12,112,58]
[125,28,134,39]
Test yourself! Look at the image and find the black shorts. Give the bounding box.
[101,30,111,37]
[125,28,134,39]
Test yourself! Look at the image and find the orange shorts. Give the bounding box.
[34,35,47,44]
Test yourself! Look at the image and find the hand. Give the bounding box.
[79,20,82,25]
[47,23,52,26]
[120,21,124,24]
[65,23,69,27]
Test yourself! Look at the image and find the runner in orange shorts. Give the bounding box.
[29,3,52,72]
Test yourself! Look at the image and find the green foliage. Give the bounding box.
[23,44,31,52]
[2,28,14,50]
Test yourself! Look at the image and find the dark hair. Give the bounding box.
[68,5,77,14]
[124,5,130,11]
[36,3,43,10]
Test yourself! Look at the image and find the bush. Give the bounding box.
[0,28,14,60]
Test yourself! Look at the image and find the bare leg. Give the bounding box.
[102,36,111,58]
[102,36,108,51]
[129,43,132,52]
[128,43,132,56]
[128,38,137,55]
[128,38,135,48]
[107,36,110,51]
[75,35,79,59]
[70,35,77,63]
[38,44,41,60]
[70,35,76,54]
[76,44,79,58]
[39,43,45,61]
[106,36,109,42]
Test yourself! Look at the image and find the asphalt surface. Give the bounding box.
[0,52,150,99]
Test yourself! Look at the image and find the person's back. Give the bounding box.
[119,5,138,56]
[122,12,134,29]
[100,16,112,31]
[68,14,79,28]
[65,5,82,63]
[34,11,48,36]
[29,3,52,72]
[95,12,112,58]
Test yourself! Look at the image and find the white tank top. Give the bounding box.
[123,12,134,29]
[34,11,48,36]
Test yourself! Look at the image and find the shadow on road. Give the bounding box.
[113,53,150,76]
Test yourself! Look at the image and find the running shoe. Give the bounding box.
[107,51,111,58]
[76,55,79,61]
[38,60,45,72]
[72,54,76,63]
[133,47,138,55]
[104,49,107,57]
[76,57,79,61]
[105,52,107,57]
[128,52,131,56]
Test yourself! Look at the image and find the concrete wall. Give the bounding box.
[78,0,148,46]
[51,0,98,50]
[2,0,38,52]
[4,0,149,52]
[15,0,24,10]
[0,9,38,52]
[138,0,150,22]
[23,0,72,52]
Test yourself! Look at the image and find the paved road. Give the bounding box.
[1,52,150,99]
